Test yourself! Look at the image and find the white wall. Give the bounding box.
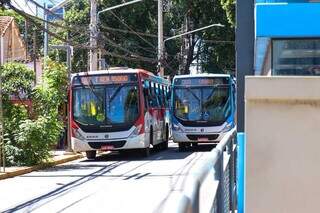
[245,76,320,213]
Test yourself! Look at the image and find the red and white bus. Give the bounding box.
[69,68,170,159]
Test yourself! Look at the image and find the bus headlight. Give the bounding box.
[129,124,143,138]
[222,123,232,133]
[172,124,183,132]
[73,128,86,140]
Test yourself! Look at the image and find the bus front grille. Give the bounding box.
[88,141,126,149]
[186,134,219,141]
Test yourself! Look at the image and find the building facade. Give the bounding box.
[0,16,27,65]
[255,0,320,76]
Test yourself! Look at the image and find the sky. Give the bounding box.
[11,0,65,17]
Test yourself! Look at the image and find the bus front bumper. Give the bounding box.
[172,131,226,143]
[71,133,147,152]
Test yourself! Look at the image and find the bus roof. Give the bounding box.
[173,73,231,80]
[71,68,150,77]
[71,68,170,85]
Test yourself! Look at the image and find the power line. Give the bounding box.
[27,0,64,21]
[100,25,163,39]
[8,3,94,49]
[8,3,159,65]
[102,29,157,55]
[99,34,156,63]
[103,51,156,64]
[109,10,156,49]
[203,40,235,44]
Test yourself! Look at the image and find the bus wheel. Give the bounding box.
[86,150,96,160]
[162,125,169,150]
[178,143,186,152]
[141,146,150,157]
[150,126,153,145]
[191,142,198,147]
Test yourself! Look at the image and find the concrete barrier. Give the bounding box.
[245,76,320,213]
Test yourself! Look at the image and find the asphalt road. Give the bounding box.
[0,142,215,213]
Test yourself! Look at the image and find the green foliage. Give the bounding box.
[3,103,28,148]
[5,116,62,166]
[1,60,67,166]
[220,0,236,26]
[1,63,34,100]
[33,58,68,116]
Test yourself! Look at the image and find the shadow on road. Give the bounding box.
[83,142,216,162]
[3,161,128,213]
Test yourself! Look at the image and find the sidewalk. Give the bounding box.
[0,150,84,180]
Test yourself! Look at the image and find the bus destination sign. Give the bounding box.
[73,74,137,86]
[174,77,229,86]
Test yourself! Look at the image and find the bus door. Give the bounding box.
[156,83,166,141]
[150,81,162,142]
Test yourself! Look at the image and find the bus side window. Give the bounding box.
[156,84,163,107]
[149,81,156,107]
[143,80,149,110]
[162,85,167,107]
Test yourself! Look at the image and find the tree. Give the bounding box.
[47,0,235,75]
[0,63,34,101]
[220,0,235,26]
[1,61,67,166]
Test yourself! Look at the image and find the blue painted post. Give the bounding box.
[237,132,246,213]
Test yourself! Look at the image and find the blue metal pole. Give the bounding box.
[237,132,246,213]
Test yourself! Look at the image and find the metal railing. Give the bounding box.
[159,128,237,213]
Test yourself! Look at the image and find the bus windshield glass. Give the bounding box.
[173,77,231,125]
[72,74,139,126]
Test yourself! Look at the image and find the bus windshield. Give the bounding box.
[73,84,139,126]
[174,85,230,125]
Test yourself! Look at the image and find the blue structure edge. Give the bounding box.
[237,132,246,213]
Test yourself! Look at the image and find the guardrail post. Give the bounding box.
[214,149,225,213]
[229,135,236,213]
[184,176,200,213]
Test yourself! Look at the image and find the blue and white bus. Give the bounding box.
[170,74,236,151]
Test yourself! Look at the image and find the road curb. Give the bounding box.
[0,154,84,181]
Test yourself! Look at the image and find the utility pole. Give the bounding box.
[24,20,28,59]
[158,0,164,76]
[90,0,98,71]
[0,59,4,173]
[44,3,48,60]
[33,30,37,85]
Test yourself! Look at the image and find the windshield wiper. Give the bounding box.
[109,84,126,102]
[184,87,201,102]
[77,74,104,103]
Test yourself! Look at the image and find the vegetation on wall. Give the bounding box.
[1,60,67,166]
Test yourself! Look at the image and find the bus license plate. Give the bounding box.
[101,145,114,150]
[198,137,208,142]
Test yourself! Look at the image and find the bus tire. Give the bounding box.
[178,143,186,152]
[150,126,153,145]
[86,150,96,159]
[162,124,169,150]
[141,146,150,157]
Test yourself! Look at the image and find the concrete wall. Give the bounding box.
[245,76,320,213]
